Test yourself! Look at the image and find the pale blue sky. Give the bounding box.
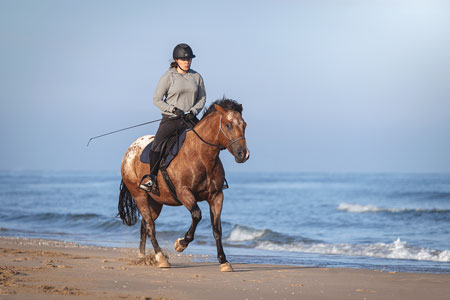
[1,0,449,173]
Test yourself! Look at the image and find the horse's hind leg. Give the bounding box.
[135,195,169,268]
[139,220,146,258]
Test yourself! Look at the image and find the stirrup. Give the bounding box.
[138,174,158,193]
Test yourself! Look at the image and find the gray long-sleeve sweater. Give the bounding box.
[153,68,206,117]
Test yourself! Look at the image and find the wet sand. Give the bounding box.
[1,237,449,299]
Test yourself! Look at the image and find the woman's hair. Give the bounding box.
[170,61,177,68]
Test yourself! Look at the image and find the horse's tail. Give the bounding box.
[118,180,139,226]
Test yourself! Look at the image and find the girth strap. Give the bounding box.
[160,166,181,204]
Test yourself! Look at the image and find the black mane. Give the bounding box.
[201,97,243,120]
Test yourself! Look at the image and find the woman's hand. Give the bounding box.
[186,111,196,122]
[172,107,185,117]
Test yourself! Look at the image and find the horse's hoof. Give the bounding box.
[220,262,233,272]
[157,261,170,268]
[174,238,187,252]
[155,252,170,268]
[138,252,146,258]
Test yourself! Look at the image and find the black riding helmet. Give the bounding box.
[173,43,196,60]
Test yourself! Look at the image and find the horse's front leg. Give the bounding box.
[174,187,202,252]
[208,191,233,272]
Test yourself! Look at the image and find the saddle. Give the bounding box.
[140,130,187,168]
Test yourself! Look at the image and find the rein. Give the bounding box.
[182,114,245,151]
[186,119,226,150]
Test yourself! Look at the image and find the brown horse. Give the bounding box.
[118,99,249,272]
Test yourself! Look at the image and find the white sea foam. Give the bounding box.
[227,225,265,242]
[338,203,388,213]
[256,238,450,263]
[337,202,450,213]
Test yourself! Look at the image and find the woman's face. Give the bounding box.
[176,58,192,72]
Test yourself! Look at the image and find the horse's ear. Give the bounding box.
[214,104,225,112]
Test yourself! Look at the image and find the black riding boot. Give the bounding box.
[149,149,160,179]
[139,150,160,193]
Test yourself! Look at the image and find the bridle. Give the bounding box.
[216,115,246,149]
[183,113,246,151]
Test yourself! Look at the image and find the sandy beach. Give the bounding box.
[0,237,449,299]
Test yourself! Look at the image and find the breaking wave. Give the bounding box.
[256,238,450,263]
[225,225,310,247]
[226,225,450,263]
[227,225,265,242]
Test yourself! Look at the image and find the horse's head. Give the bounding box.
[214,103,250,163]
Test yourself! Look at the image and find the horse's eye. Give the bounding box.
[225,123,232,129]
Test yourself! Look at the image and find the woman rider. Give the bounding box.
[140,43,206,193]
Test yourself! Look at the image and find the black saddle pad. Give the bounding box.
[140,130,187,168]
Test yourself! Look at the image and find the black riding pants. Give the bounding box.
[151,114,186,152]
[149,114,186,176]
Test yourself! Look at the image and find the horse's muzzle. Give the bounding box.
[235,147,250,163]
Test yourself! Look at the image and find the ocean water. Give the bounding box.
[1,170,449,273]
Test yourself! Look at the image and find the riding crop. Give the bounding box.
[86,118,163,146]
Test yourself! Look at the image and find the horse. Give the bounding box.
[118,98,250,272]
